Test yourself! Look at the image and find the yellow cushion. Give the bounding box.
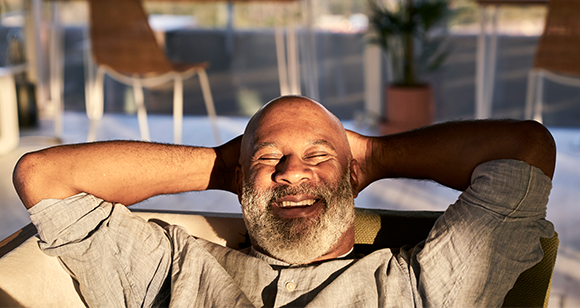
[352,208,559,308]
[502,234,559,308]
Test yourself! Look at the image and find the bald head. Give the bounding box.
[240,96,351,169]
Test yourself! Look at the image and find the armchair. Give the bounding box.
[0,208,558,307]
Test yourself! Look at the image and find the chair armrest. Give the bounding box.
[0,233,86,307]
[0,223,37,259]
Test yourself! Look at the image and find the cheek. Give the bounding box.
[244,168,273,198]
[241,182,270,215]
[248,166,275,189]
[315,163,344,185]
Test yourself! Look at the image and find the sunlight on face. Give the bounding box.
[240,168,355,264]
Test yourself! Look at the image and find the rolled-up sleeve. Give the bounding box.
[29,193,172,308]
[415,159,555,307]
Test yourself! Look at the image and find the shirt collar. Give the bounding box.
[249,246,355,266]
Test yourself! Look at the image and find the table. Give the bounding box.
[475,0,548,119]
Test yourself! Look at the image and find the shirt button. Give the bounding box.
[285,281,296,291]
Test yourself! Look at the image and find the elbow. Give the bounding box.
[518,120,556,179]
[13,151,47,209]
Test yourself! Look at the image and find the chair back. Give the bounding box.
[0,208,559,308]
[88,0,172,75]
[353,208,559,308]
[533,0,580,75]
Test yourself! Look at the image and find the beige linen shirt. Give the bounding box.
[29,160,554,307]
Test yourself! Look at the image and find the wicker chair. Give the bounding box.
[85,0,220,144]
[0,208,559,307]
[525,0,580,123]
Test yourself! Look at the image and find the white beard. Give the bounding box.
[240,170,355,264]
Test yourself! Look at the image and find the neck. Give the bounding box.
[252,224,355,264]
[311,224,355,263]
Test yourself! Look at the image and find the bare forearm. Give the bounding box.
[352,120,556,192]
[13,140,226,208]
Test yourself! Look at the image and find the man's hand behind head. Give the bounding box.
[345,129,381,195]
[211,135,242,194]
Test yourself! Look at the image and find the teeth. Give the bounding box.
[280,199,316,208]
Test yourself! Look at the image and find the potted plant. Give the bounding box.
[368,0,453,134]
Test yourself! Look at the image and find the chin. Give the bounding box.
[242,168,355,264]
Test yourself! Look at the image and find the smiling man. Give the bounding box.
[238,98,357,264]
[13,95,556,307]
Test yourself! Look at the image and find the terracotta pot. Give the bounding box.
[380,85,434,135]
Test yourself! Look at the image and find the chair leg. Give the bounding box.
[87,66,105,142]
[525,70,536,120]
[275,26,290,96]
[88,119,99,142]
[287,19,300,95]
[534,71,544,124]
[173,75,183,144]
[132,78,150,141]
[198,69,221,144]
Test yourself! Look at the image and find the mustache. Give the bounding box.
[267,183,330,206]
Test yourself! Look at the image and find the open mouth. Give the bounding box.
[271,196,324,218]
[278,199,318,208]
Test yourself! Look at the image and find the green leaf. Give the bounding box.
[367,0,455,85]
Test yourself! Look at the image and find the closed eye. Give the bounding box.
[305,153,332,163]
[259,157,281,161]
[307,153,329,158]
[255,155,282,165]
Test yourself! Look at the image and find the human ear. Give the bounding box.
[235,166,243,202]
[349,159,360,198]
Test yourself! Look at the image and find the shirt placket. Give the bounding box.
[273,268,303,307]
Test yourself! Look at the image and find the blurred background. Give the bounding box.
[1,0,579,306]
[1,0,566,122]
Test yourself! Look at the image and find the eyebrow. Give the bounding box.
[252,139,337,153]
[309,139,337,153]
[253,142,277,153]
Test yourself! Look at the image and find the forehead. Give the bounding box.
[255,108,334,138]
[241,97,349,158]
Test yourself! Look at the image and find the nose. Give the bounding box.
[273,155,313,185]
